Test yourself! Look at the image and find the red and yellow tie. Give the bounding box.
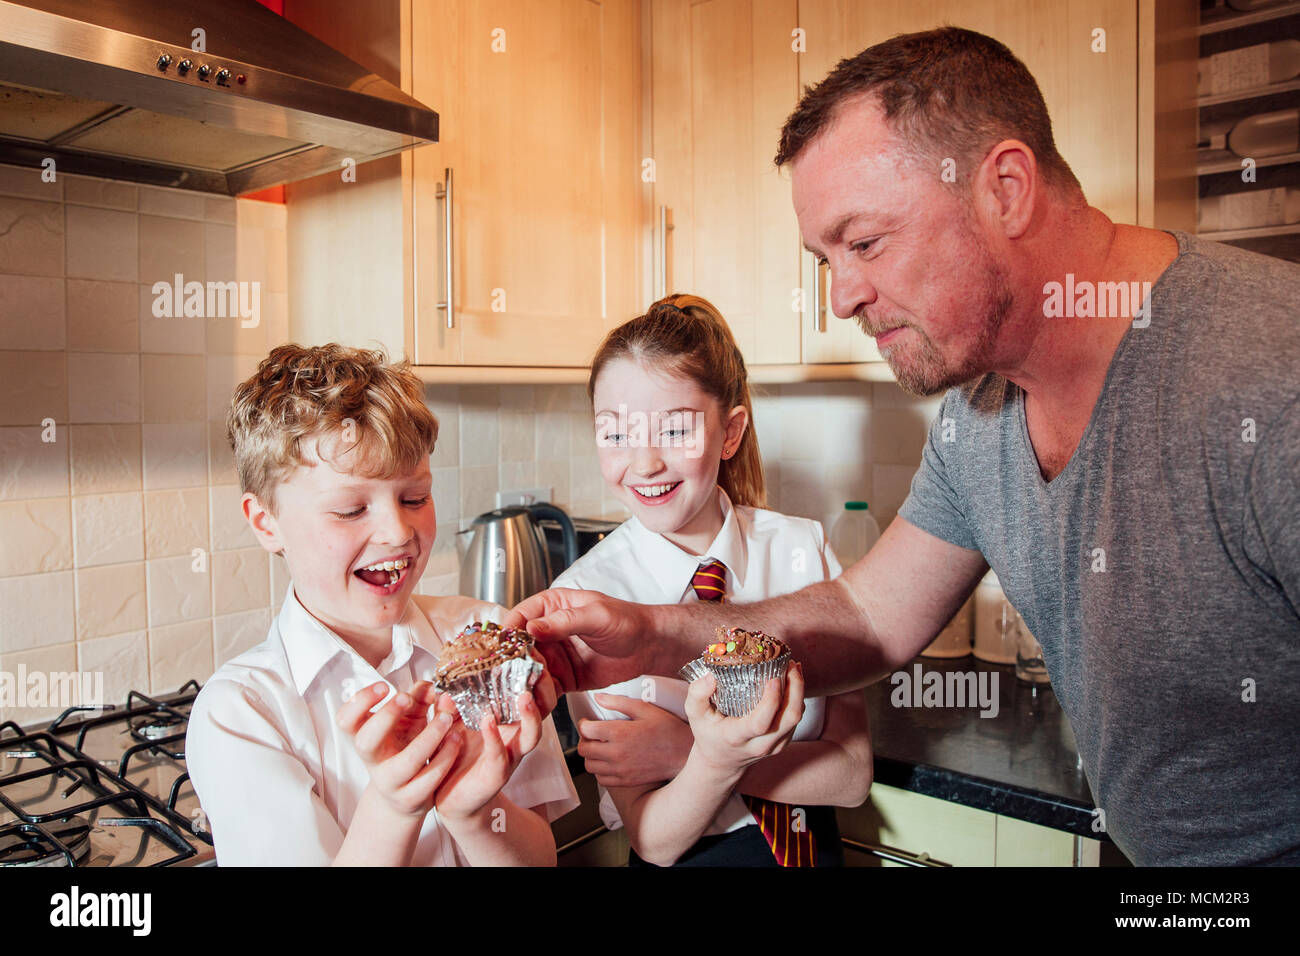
[690,559,816,867]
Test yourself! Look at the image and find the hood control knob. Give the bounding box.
[156,54,171,71]
[216,68,232,86]
[196,64,211,80]
[177,59,192,75]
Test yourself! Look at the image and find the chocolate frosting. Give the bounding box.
[703,626,787,665]
[435,621,534,683]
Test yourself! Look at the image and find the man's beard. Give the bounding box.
[860,252,1013,397]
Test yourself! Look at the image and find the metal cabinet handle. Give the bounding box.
[435,167,454,329]
[810,255,825,333]
[657,205,674,299]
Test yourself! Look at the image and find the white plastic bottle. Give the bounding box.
[1227,107,1300,157]
[829,501,881,567]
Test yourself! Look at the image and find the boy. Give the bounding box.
[186,343,578,865]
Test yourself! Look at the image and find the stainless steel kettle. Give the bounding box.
[457,502,578,607]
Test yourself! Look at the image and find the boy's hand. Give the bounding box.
[337,680,464,818]
[682,664,806,779]
[433,691,544,822]
[578,695,693,788]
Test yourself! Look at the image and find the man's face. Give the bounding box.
[248,433,436,643]
[791,97,1013,396]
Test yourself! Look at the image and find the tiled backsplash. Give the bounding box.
[0,163,286,720]
[0,161,942,723]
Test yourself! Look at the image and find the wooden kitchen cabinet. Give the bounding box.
[648,0,804,367]
[656,0,1192,371]
[410,0,643,367]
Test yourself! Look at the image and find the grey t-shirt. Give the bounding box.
[898,230,1299,866]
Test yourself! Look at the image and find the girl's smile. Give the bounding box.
[593,358,748,556]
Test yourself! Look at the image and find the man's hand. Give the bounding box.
[577,695,694,788]
[505,588,659,693]
[434,691,544,821]
[337,680,464,817]
[682,664,806,779]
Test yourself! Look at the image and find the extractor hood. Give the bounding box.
[0,0,437,195]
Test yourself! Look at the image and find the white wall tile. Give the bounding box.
[209,483,255,551]
[77,629,149,707]
[72,491,143,567]
[66,279,138,352]
[142,423,206,490]
[65,204,135,281]
[138,215,205,288]
[63,175,136,211]
[146,553,211,627]
[205,354,258,421]
[0,196,64,276]
[0,275,66,349]
[144,487,209,558]
[213,607,270,667]
[0,164,61,200]
[270,555,290,609]
[0,641,77,724]
[69,424,141,495]
[75,562,146,639]
[149,619,213,692]
[0,571,74,653]
[0,350,67,425]
[138,186,206,220]
[141,354,205,423]
[139,283,205,354]
[204,196,236,223]
[0,426,68,500]
[0,498,71,576]
[67,352,138,423]
[211,547,270,616]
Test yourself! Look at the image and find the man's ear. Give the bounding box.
[242,492,285,555]
[978,139,1037,240]
[722,405,750,460]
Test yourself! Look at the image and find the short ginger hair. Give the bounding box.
[227,343,438,513]
[775,26,1081,196]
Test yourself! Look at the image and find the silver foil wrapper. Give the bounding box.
[436,654,544,728]
[678,651,791,716]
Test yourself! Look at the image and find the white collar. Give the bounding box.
[276,588,434,695]
[624,486,750,599]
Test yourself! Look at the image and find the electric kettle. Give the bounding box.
[457,502,579,607]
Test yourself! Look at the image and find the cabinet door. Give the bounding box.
[651,0,802,366]
[412,0,640,366]
[795,0,1139,362]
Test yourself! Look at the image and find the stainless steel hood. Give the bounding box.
[0,0,437,195]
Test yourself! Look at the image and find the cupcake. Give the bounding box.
[433,621,543,727]
[678,626,792,716]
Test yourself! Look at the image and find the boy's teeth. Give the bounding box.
[362,557,408,572]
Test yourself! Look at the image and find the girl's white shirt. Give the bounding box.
[186,589,579,866]
[554,486,842,835]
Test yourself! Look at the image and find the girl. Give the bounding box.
[555,294,873,867]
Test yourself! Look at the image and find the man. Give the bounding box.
[508,27,1300,865]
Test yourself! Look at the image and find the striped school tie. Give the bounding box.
[690,559,816,867]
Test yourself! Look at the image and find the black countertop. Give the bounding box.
[866,656,1105,840]
[555,655,1105,841]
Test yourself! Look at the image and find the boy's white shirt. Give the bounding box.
[186,588,579,866]
[555,486,843,835]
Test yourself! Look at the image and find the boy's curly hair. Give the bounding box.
[227,343,438,513]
